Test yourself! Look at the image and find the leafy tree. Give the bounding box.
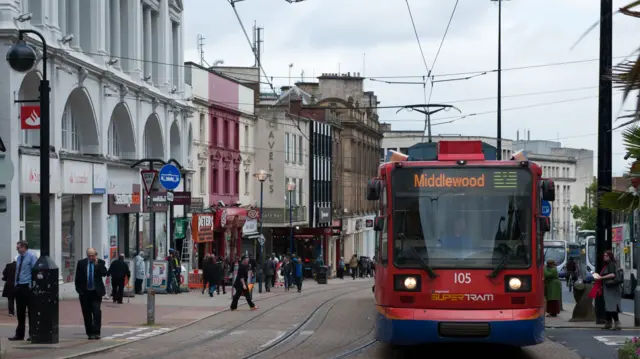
[572,182,597,230]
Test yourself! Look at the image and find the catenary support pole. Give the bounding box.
[595,0,613,325]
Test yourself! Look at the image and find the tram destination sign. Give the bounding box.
[394,168,532,195]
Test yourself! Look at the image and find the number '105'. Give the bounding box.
[454,273,471,284]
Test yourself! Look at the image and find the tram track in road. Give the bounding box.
[243,286,374,359]
[89,282,373,359]
[328,338,378,359]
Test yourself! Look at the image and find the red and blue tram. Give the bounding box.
[367,141,555,347]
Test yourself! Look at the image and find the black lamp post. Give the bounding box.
[6,29,59,344]
[253,169,268,293]
[287,181,296,255]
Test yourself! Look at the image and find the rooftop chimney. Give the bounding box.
[527,130,530,141]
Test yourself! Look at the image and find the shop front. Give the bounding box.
[262,207,307,257]
[142,192,170,260]
[271,226,332,277]
[343,216,366,261]
[215,207,250,260]
[192,213,215,268]
[107,185,141,260]
[18,155,59,259]
[60,160,105,284]
[363,215,376,259]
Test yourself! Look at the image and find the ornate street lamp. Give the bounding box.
[287,181,296,254]
[253,169,269,293]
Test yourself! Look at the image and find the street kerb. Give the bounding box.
[57,279,360,358]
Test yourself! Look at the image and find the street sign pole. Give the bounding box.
[141,168,158,326]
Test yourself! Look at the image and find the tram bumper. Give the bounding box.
[375,306,545,347]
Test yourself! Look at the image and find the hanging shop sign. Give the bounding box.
[192,213,214,243]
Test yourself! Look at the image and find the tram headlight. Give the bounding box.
[404,277,417,290]
[394,275,421,292]
[504,275,532,293]
[509,278,522,290]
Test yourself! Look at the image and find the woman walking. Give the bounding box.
[592,250,623,330]
[544,259,562,317]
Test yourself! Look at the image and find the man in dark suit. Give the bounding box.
[75,248,107,340]
[107,253,130,304]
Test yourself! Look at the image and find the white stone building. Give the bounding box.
[0,0,191,297]
[513,139,594,242]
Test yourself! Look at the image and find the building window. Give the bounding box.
[299,135,303,164]
[21,195,41,250]
[292,134,297,164]
[199,168,206,194]
[61,106,79,151]
[212,169,218,194]
[212,117,218,146]
[223,120,229,148]
[244,171,250,195]
[107,119,120,157]
[235,169,240,195]
[244,125,249,150]
[235,122,240,150]
[224,169,230,194]
[199,113,205,141]
[299,178,303,206]
[61,195,83,283]
[285,133,290,162]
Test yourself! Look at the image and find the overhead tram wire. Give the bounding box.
[227,0,309,141]
[55,44,629,81]
[421,0,459,143]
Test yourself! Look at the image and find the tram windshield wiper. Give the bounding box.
[398,233,438,279]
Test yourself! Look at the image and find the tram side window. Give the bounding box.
[380,218,388,265]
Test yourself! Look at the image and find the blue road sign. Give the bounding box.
[158,164,181,191]
[541,200,551,217]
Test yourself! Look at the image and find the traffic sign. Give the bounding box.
[541,200,551,217]
[141,170,158,195]
[158,164,181,191]
[258,234,265,246]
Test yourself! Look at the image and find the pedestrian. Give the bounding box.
[217,256,227,295]
[203,255,216,297]
[2,260,16,316]
[75,248,108,340]
[349,255,358,280]
[107,253,130,304]
[291,254,303,293]
[592,249,623,330]
[230,256,257,311]
[172,251,182,294]
[8,241,37,342]
[544,259,562,317]
[337,257,344,279]
[263,255,275,292]
[134,251,146,295]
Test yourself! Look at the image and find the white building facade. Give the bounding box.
[0,0,190,297]
[514,140,594,242]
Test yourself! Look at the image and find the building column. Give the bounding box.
[159,0,170,89]
[177,22,183,92]
[127,0,142,78]
[0,1,20,30]
[143,6,152,82]
[109,0,121,69]
[58,0,66,36]
[48,0,60,36]
[95,0,107,55]
[69,0,81,49]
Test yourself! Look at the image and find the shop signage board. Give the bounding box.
[141,170,158,195]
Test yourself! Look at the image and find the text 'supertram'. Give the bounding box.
[367,141,555,347]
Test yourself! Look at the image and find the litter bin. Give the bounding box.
[316,266,328,284]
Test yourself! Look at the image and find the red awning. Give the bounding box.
[216,207,248,229]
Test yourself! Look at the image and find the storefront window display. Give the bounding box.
[21,195,42,250]
[61,195,83,283]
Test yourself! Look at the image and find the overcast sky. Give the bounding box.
[183,0,640,177]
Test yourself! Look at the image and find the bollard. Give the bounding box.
[31,256,60,344]
[147,288,155,325]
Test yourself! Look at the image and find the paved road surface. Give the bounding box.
[546,328,640,359]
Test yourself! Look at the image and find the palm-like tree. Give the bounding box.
[597,2,640,212]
